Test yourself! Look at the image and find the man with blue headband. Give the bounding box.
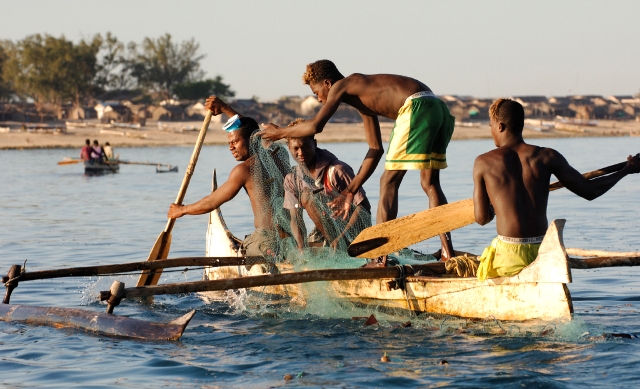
[167,100,283,258]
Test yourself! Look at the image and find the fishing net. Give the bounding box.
[245,126,378,264]
[205,127,444,320]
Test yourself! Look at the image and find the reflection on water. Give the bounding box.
[0,137,640,387]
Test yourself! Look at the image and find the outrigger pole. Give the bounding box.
[1,256,265,305]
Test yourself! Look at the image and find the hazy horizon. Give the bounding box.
[2,0,639,101]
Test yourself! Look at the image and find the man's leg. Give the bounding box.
[368,170,407,267]
[377,169,407,223]
[420,168,454,261]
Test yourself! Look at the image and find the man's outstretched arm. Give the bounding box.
[259,83,346,140]
[168,165,245,218]
[551,151,640,201]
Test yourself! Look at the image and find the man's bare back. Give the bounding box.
[474,98,640,239]
[330,73,431,119]
[474,143,558,238]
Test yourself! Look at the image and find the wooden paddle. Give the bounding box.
[59,158,175,169]
[348,161,629,258]
[136,111,213,287]
[57,158,83,165]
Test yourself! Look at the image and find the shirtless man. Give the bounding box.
[473,98,640,280]
[259,60,455,263]
[283,119,372,251]
[167,110,281,257]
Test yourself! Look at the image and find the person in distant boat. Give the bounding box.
[90,140,105,162]
[167,110,283,258]
[283,119,372,250]
[472,98,640,281]
[80,139,92,161]
[258,60,456,266]
[103,142,114,160]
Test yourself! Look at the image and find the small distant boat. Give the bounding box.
[156,165,178,173]
[84,160,119,175]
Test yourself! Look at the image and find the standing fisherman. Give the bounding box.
[260,60,455,265]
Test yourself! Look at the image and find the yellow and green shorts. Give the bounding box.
[385,92,455,170]
[476,235,543,281]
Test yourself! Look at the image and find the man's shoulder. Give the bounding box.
[474,148,502,165]
[230,160,252,179]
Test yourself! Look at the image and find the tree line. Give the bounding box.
[0,33,234,111]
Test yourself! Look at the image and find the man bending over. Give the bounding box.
[259,60,455,264]
[473,98,640,280]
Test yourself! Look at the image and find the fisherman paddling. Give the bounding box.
[472,99,640,280]
[168,102,288,258]
[259,60,456,265]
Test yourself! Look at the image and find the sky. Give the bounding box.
[1,0,639,101]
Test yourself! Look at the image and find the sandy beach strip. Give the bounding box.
[1,119,639,150]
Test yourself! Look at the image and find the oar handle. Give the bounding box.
[164,110,213,233]
[549,161,627,191]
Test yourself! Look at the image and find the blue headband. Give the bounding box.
[223,115,242,132]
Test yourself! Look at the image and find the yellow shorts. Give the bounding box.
[476,235,543,281]
[385,92,455,170]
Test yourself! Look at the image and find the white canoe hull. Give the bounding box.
[202,171,572,321]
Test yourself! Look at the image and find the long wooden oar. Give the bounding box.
[58,158,82,165]
[136,111,213,287]
[58,157,117,173]
[58,158,175,169]
[348,161,628,258]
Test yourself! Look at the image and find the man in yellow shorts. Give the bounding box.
[259,60,456,265]
[473,98,640,280]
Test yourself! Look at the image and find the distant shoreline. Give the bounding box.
[1,119,638,150]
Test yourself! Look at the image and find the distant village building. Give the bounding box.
[300,96,321,116]
[511,96,553,119]
[67,106,97,120]
[102,103,132,123]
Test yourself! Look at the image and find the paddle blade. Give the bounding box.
[58,159,82,165]
[136,231,172,287]
[348,199,475,258]
[347,237,389,257]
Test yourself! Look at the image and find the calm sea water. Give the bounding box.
[1,136,640,388]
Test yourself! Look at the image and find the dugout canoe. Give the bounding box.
[0,303,194,340]
[201,172,573,322]
[85,160,119,174]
